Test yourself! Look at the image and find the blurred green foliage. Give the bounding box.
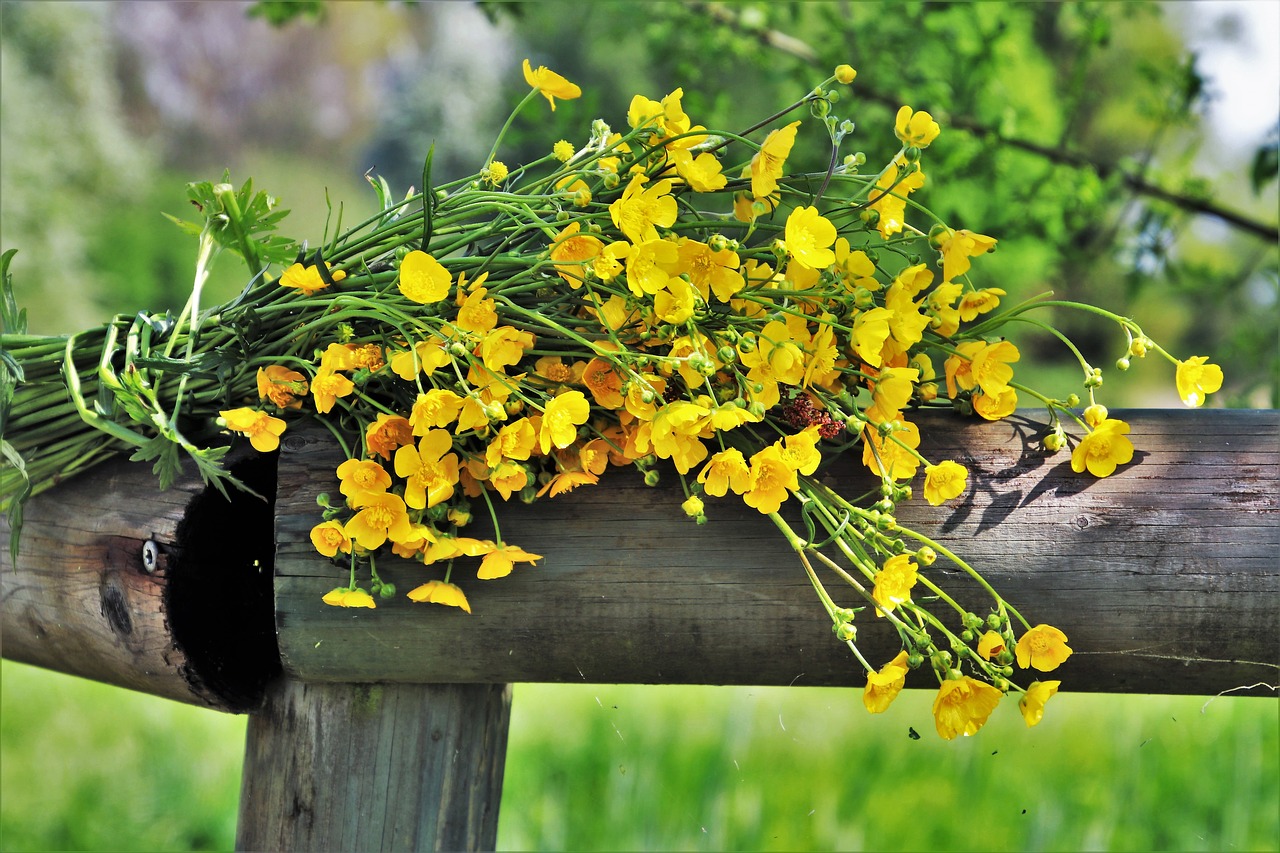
[3,663,1276,851]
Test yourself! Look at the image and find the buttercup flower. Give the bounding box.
[280,262,346,294]
[923,460,968,506]
[609,176,678,244]
[894,106,940,148]
[322,587,376,609]
[310,520,351,558]
[406,580,472,613]
[220,407,286,452]
[523,58,581,111]
[478,543,543,579]
[872,553,918,615]
[1070,418,1134,478]
[398,250,452,304]
[1015,624,1073,672]
[750,121,800,199]
[863,650,910,713]
[977,631,1006,661]
[1175,356,1223,407]
[784,206,838,271]
[257,365,307,408]
[1019,680,1061,727]
[932,676,1002,739]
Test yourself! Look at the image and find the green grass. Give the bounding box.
[2,662,1276,851]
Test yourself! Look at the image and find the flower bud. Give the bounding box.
[681,495,705,518]
[1083,403,1108,427]
[1115,357,1131,371]
[1043,431,1066,452]
[903,146,922,163]
[834,621,857,642]
[378,583,397,600]
[916,546,937,566]
[716,345,737,364]
[644,469,661,487]
[835,64,857,84]
[859,208,881,227]
[1065,393,1080,407]
[927,223,951,249]
[1128,337,1150,357]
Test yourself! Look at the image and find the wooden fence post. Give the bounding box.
[236,679,510,852]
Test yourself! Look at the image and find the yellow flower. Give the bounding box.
[477,543,542,579]
[398,250,452,304]
[1083,403,1109,428]
[977,631,1006,661]
[970,340,1020,397]
[936,228,997,282]
[895,105,940,148]
[480,326,535,373]
[698,448,752,497]
[676,238,743,303]
[522,58,581,111]
[343,492,413,550]
[863,650,910,713]
[654,277,697,325]
[958,287,1006,322]
[280,262,346,294]
[365,414,413,461]
[868,365,920,422]
[861,419,921,481]
[779,425,822,476]
[410,389,465,433]
[550,221,604,288]
[743,445,799,514]
[552,139,575,162]
[322,587,376,609]
[257,365,308,409]
[671,149,727,192]
[872,554,918,616]
[394,429,460,510]
[867,163,926,238]
[923,460,968,506]
[609,175,678,244]
[482,160,509,186]
[622,238,680,297]
[488,461,530,500]
[1175,356,1223,407]
[390,339,450,380]
[310,520,351,558]
[1015,624,1073,672]
[456,286,499,335]
[750,120,801,199]
[336,458,392,504]
[834,64,857,84]
[973,387,1018,421]
[784,206,837,271]
[582,358,625,410]
[1070,417,1134,478]
[486,417,537,467]
[850,307,895,367]
[1019,680,1061,727]
[681,495,705,518]
[932,676,1002,739]
[537,469,600,497]
[539,390,590,453]
[406,580,472,614]
[220,407,287,453]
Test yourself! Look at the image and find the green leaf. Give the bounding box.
[1,249,28,336]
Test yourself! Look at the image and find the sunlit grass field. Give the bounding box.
[2,661,1276,851]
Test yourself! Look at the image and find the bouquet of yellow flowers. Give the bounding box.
[0,61,1223,738]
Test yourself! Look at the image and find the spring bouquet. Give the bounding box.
[0,61,1223,738]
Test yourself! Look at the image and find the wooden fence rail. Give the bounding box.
[3,408,1278,851]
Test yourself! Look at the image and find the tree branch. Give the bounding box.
[690,2,1279,244]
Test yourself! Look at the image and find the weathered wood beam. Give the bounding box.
[236,679,510,852]
[0,451,280,711]
[273,409,1279,695]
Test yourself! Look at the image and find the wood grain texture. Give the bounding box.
[0,452,279,711]
[273,410,1279,695]
[236,679,510,852]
